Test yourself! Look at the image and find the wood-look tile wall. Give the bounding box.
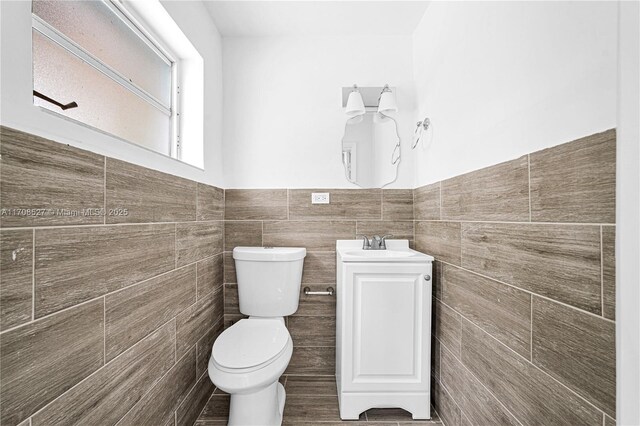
[0,126,224,426]
[418,129,617,426]
[223,188,414,375]
[0,125,617,426]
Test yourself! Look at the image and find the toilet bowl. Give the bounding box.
[209,318,293,425]
[208,247,306,426]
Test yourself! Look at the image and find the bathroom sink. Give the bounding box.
[337,240,434,263]
[344,250,415,258]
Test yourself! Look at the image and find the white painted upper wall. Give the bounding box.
[222,35,416,188]
[0,0,224,187]
[411,1,618,187]
[1,0,619,191]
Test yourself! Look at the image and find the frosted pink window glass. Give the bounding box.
[33,30,171,154]
[33,0,171,107]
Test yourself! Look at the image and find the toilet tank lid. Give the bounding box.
[233,247,306,261]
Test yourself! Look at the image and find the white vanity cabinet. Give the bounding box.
[335,240,434,420]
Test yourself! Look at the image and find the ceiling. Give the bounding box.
[202,1,430,37]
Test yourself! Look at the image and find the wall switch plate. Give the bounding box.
[311,192,330,204]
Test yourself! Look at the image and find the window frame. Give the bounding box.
[31,0,181,159]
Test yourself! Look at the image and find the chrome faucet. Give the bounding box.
[356,234,393,250]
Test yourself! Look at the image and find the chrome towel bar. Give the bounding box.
[303,286,335,296]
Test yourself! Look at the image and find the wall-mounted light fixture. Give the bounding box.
[345,85,365,116]
[377,85,397,114]
[342,84,397,115]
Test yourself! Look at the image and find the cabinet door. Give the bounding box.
[341,262,431,392]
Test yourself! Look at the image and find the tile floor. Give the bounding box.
[195,375,443,425]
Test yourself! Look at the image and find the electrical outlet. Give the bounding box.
[311,192,330,204]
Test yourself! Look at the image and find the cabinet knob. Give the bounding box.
[424,275,431,281]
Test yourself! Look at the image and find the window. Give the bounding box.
[32,0,179,157]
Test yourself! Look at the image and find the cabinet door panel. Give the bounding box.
[355,275,419,377]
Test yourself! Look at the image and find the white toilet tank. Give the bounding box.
[233,247,306,317]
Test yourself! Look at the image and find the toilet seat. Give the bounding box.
[213,318,290,372]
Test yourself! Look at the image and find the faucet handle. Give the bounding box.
[356,234,371,249]
[380,234,394,249]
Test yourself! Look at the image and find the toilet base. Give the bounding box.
[278,381,286,417]
[228,381,286,426]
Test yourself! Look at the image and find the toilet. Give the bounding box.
[208,246,306,426]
